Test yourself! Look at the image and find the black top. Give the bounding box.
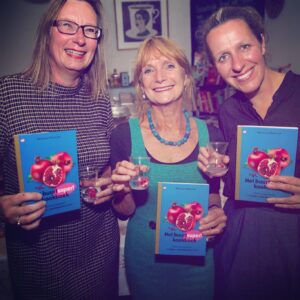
[110,120,222,194]
[218,71,300,199]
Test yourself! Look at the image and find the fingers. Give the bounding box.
[266,176,300,209]
[18,205,46,229]
[111,160,137,193]
[197,147,209,172]
[199,207,227,237]
[267,176,300,194]
[198,147,230,178]
[93,184,114,205]
[0,193,44,225]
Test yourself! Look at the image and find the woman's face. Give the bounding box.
[141,54,187,107]
[135,13,146,31]
[49,0,98,83]
[206,19,266,96]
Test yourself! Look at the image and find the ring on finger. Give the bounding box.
[17,216,22,226]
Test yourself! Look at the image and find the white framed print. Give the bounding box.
[114,0,168,50]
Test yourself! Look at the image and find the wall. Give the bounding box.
[0,0,299,78]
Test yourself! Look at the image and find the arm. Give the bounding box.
[111,160,136,216]
[110,123,136,217]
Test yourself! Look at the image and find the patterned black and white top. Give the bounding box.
[0,73,119,300]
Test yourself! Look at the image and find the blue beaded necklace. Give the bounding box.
[147,108,191,146]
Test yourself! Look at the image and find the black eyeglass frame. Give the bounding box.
[52,20,102,40]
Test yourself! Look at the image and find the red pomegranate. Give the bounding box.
[257,158,281,178]
[42,165,66,187]
[184,201,204,221]
[51,152,73,173]
[30,157,52,182]
[175,212,196,232]
[247,148,269,171]
[166,203,185,225]
[268,148,290,169]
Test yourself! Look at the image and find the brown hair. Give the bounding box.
[133,36,194,118]
[203,6,265,63]
[24,0,108,98]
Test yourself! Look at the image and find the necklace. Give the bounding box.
[147,108,191,146]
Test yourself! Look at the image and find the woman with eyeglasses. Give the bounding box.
[0,0,119,299]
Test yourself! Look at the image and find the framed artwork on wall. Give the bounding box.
[114,0,168,50]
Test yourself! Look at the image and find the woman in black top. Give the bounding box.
[198,6,300,300]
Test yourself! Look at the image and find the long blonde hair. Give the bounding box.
[24,0,108,99]
[133,36,195,118]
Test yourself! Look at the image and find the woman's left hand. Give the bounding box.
[199,206,227,239]
[266,175,300,209]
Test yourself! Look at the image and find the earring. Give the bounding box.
[142,92,147,100]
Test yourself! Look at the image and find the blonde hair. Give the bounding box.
[133,36,195,118]
[24,0,108,99]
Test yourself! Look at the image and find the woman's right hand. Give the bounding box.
[197,146,230,177]
[0,192,46,230]
[111,160,137,193]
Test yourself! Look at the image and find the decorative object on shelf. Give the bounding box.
[114,0,168,50]
[111,97,130,127]
[147,109,191,146]
[120,72,130,87]
[265,0,285,19]
[111,68,121,88]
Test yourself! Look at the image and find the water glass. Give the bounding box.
[129,156,150,190]
[80,165,101,203]
[206,142,228,176]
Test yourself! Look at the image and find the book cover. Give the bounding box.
[14,130,80,217]
[235,125,298,203]
[155,182,209,257]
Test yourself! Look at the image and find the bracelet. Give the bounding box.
[208,204,220,210]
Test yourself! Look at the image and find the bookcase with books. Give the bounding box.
[192,51,235,126]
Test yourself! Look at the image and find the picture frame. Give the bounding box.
[114,0,168,50]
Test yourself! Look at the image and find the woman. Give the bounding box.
[110,36,227,300]
[135,9,150,37]
[0,0,119,299]
[198,6,300,300]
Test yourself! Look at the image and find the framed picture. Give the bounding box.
[115,0,168,50]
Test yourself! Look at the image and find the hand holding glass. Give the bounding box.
[80,166,101,203]
[206,142,228,176]
[129,157,150,190]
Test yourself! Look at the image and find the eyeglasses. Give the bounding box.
[52,20,102,40]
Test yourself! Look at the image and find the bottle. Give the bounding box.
[111,68,120,88]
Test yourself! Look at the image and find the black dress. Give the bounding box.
[0,74,119,300]
[214,71,300,300]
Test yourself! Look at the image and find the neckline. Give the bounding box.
[147,108,191,146]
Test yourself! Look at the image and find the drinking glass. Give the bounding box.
[129,156,150,190]
[80,165,101,203]
[206,142,229,176]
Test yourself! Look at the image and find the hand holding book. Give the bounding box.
[0,192,45,230]
[266,175,300,209]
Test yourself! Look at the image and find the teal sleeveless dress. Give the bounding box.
[125,118,214,300]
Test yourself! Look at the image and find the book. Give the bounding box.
[155,182,209,257]
[235,125,298,203]
[14,130,81,217]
